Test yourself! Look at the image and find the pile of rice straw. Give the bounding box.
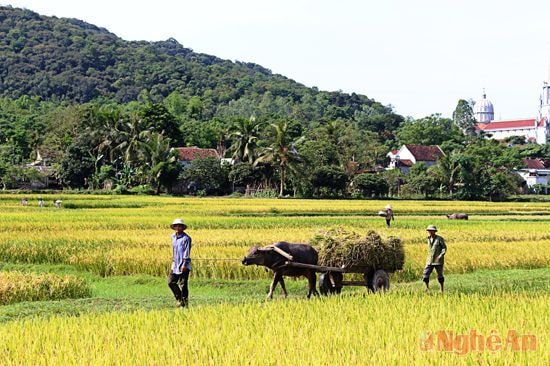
[310,227,404,271]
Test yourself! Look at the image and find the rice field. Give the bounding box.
[0,194,548,364]
[0,195,548,279]
[0,271,90,305]
[0,293,547,365]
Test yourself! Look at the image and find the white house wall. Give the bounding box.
[397,146,415,163]
[517,171,550,188]
[488,128,534,142]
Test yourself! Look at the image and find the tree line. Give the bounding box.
[1,95,548,200]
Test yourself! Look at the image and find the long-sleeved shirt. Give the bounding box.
[171,232,192,274]
[426,234,446,265]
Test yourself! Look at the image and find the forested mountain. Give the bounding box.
[0,5,401,128]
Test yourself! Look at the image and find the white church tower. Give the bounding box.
[474,89,494,123]
[536,60,550,144]
[476,57,550,144]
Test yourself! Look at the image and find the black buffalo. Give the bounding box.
[242,242,319,299]
[446,213,469,220]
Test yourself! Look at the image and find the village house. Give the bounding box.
[517,158,550,194]
[172,146,220,166]
[386,144,445,173]
[170,146,225,195]
[19,149,61,189]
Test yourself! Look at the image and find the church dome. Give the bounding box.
[474,92,494,123]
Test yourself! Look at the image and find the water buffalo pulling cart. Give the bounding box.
[242,228,404,298]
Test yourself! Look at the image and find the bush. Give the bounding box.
[249,188,278,198]
[112,184,130,194]
[352,173,388,197]
[129,185,155,195]
[180,157,230,195]
[310,166,348,198]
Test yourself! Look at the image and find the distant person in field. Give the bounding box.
[384,204,394,227]
[54,199,62,208]
[38,197,45,207]
[168,218,192,308]
[20,197,28,206]
[423,225,446,293]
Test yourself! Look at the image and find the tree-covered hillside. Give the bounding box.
[0,5,402,129]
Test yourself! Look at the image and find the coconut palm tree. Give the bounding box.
[228,116,263,163]
[91,106,123,162]
[113,113,152,186]
[142,132,179,194]
[431,151,475,197]
[255,120,304,197]
[114,113,151,167]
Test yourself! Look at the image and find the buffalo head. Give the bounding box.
[242,245,274,266]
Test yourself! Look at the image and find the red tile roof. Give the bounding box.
[174,147,219,161]
[398,159,414,167]
[523,158,550,169]
[477,117,546,131]
[404,144,444,162]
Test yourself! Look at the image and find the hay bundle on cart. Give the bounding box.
[310,227,404,271]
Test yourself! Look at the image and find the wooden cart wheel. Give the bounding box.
[370,270,390,293]
[319,272,343,295]
[364,270,374,292]
[330,272,343,294]
[319,273,330,296]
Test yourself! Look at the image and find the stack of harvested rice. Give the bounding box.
[310,227,404,271]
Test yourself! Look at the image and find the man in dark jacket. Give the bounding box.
[422,225,446,293]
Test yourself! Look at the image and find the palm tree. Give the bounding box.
[142,132,178,194]
[87,106,124,169]
[431,152,469,196]
[114,113,151,167]
[228,116,262,163]
[255,120,304,197]
[113,113,152,185]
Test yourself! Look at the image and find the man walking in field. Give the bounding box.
[423,225,446,293]
[168,218,192,307]
[384,204,394,228]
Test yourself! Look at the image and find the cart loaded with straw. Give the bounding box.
[280,227,405,294]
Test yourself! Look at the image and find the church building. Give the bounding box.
[474,74,550,144]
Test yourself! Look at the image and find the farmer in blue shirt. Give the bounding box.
[168,218,192,307]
